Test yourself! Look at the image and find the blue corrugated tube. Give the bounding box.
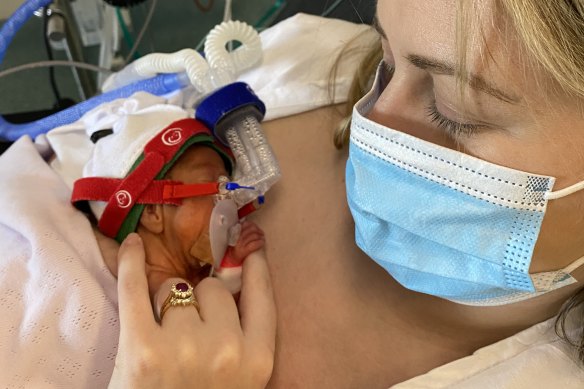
[0,0,186,141]
[0,74,186,141]
[0,0,53,64]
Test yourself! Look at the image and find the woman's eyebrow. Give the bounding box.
[372,13,520,105]
[407,54,521,104]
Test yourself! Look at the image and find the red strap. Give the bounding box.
[74,119,213,238]
[238,199,263,219]
[143,118,210,157]
[73,177,221,208]
[97,152,165,237]
[72,177,184,205]
[163,182,219,200]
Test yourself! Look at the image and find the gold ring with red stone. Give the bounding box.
[159,281,199,321]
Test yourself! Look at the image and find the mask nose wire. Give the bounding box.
[544,179,584,200]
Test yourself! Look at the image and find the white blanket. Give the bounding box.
[393,317,584,388]
[0,137,118,388]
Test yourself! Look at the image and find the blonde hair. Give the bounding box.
[496,0,584,99]
[333,0,584,360]
[334,0,584,148]
[457,0,584,362]
[331,38,382,149]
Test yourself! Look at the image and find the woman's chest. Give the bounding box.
[255,192,473,388]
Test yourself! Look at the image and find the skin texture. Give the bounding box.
[102,0,584,386]
[100,145,265,300]
[105,146,274,387]
[371,0,584,274]
[108,234,276,389]
[246,1,584,386]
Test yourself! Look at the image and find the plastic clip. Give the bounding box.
[225,182,256,191]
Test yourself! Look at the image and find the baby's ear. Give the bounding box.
[139,204,164,234]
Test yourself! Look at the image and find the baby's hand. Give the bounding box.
[221,220,265,268]
[214,221,264,294]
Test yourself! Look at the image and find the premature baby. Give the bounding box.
[71,105,264,304]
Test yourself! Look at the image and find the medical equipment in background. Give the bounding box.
[100,17,280,203]
[44,0,97,100]
[0,0,288,141]
[196,82,280,205]
[1,0,281,201]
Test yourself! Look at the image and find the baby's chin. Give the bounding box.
[187,243,215,287]
[187,261,214,287]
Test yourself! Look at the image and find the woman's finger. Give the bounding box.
[156,277,203,328]
[195,277,241,330]
[239,250,276,350]
[117,233,157,336]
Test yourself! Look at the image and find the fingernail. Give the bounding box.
[124,233,141,245]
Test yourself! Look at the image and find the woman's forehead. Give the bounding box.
[377,0,457,59]
[377,0,538,104]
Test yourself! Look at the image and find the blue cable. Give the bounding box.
[0,0,186,142]
[0,0,53,64]
[0,73,185,141]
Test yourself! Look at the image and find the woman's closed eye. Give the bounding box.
[425,101,485,138]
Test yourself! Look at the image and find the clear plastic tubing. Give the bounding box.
[196,82,281,204]
[222,110,280,191]
[102,20,262,94]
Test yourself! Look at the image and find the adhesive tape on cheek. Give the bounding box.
[209,199,239,268]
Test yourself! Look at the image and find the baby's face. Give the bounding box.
[161,145,229,277]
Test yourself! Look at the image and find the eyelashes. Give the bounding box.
[381,60,394,76]
[378,59,484,139]
[380,60,395,86]
[425,101,482,138]
[426,104,481,137]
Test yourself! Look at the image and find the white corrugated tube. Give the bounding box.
[101,20,262,94]
[204,20,262,89]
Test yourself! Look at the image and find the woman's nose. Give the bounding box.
[366,71,456,149]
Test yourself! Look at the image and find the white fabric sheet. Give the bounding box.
[393,318,584,388]
[0,13,375,387]
[0,137,118,388]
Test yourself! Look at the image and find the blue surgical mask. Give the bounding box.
[346,62,584,306]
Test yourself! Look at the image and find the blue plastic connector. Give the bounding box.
[195,82,266,132]
[225,182,256,191]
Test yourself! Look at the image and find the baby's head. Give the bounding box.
[73,109,234,279]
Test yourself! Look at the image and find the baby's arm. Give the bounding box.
[214,220,265,294]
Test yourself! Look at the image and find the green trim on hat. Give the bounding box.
[114,134,234,243]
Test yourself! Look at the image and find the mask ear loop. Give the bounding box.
[544,180,584,200]
[563,256,584,280]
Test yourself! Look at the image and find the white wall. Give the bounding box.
[1,0,23,20]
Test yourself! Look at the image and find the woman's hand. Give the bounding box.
[108,233,276,389]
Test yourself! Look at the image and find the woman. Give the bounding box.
[6,0,582,387]
[251,0,584,387]
[115,1,584,386]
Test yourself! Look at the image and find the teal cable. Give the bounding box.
[115,7,141,60]
[254,0,286,29]
[321,0,345,18]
